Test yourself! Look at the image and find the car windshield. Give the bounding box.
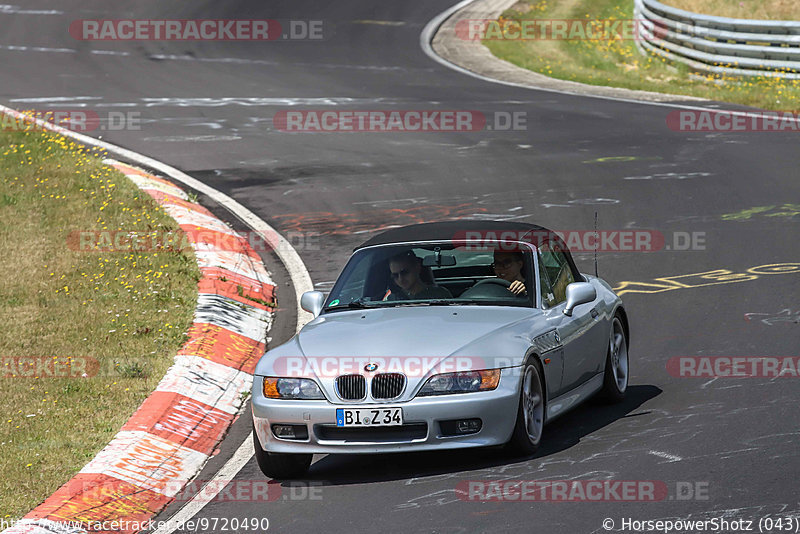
[323,243,535,310]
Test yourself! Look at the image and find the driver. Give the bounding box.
[492,250,527,296]
[385,251,452,301]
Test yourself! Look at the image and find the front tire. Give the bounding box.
[507,357,545,456]
[599,314,629,402]
[253,424,312,479]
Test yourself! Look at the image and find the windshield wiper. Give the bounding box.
[328,297,379,310]
[431,298,523,306]
[418,299,459,306]
[389,300,464,307]
[328,298,523,310]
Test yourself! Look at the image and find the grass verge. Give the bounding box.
[483,0,800,111]
[0,120,200,519]
[662,0,800,20]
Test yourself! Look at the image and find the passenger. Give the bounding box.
[492,250,527,296]
[385,251,452,301]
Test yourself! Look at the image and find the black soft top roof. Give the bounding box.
[355,221,552,249]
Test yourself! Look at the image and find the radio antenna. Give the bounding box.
[594,211,599,278]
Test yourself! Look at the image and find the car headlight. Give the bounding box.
[262,377,325,400]
[417,369,501,396]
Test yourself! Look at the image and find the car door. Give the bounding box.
[538,243,605,394]
[530,250,564,401]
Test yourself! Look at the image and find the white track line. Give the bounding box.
[420,0,800,125]
[151,435,256,534]
[648,450,684,462]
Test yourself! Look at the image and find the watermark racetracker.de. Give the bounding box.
[2,356,152,378]
[273,110,528,132]
[266,356,487,379]
[1,110,141,132]
[69,19,325,41]
[455,19,650,41]
[67,229,320,253]
[666,356,800,378]
[452,229,707,252]
[174,479,323,502]
[457,480,709,502]
[667,110,800,132]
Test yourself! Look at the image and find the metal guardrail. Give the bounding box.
[634,0,800,79]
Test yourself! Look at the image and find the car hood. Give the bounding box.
[255,305,537,376]
[298,306,530,357]
[254,306,540,403]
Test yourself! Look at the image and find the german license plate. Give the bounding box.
[336,407,403,427]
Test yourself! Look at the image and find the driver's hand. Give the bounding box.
[508,280,526,295]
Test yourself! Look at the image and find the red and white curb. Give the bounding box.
[4,161,275,534]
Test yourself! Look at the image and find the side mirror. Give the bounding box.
[300,291,325,317]
[563,282,597,317]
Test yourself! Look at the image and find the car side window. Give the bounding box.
[537,252,557,309]
[539,240,575,304]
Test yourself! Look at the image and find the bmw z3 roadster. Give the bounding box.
[252,221,630,478]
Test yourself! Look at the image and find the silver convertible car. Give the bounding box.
[252,221,630,478]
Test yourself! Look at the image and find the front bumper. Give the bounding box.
[251,369,520,454]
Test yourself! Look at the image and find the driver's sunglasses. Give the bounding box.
[391,268,410,279]
[491,258,516,269]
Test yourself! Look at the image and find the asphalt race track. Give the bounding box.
[2,1,799,532]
